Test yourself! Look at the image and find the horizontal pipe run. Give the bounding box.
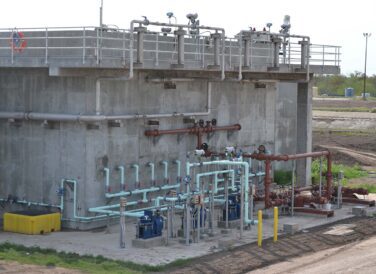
[145,124,241,137]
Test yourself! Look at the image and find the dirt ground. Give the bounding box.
[313,131,376,167]
[0,261,81,274]
[313,98,376,109]
[250,236,376,274]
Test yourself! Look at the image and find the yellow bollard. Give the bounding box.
[257,210,262,247]
[274,206,278,242]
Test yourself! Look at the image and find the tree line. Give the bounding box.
[313,72,376,97]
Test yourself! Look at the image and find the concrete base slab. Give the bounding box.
[218,239,236,250]
[284,223,299,235]
[221,229,233,235]
[132,237,164,248]
[170,64,184,69]
[218,219,240,229]
[207,65,220,70]
[352,206,366,217]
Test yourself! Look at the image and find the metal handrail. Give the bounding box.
[0,26,341,73]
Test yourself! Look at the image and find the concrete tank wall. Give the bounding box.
[0,68,296,229]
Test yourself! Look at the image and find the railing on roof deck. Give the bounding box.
[0,26,341,75]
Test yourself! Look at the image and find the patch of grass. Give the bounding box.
[0,242,195,274]
[274,170,292,186]
[350,184,376,193]
[311,159,368,185]
[313,107,372,112]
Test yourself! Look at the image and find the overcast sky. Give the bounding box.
[1,0,375,75]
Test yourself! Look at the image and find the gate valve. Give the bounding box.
[198,119,205,127]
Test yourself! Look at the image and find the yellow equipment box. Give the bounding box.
[3,211,61,235]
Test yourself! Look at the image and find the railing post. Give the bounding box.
[229,40,232,68]
[45,28,48,64]
[122,30,126,67]
[82,27,86,64]
[96,28,99,64]
[155,32,159,66]
[11,29,14,64]
[322,45,325,67]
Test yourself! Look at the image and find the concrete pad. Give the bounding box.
[284,223,299,235]
[352,206,366,217]
[132,236,164,248]
[217,219,240,229]
[218,239,236,250]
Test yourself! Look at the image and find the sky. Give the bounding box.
[1,0,375,75]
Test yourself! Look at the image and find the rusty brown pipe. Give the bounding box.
[145,124,241,137]
[243,150,332,208]
[145,124,241,149]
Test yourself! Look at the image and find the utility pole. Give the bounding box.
[100,0,104,28]
[363,33,371,100]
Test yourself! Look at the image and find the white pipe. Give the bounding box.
[104,167,110,193]
[0,81,211,122]
[161,161,169,184]
[117,166,125,191]
[146,162,155,185]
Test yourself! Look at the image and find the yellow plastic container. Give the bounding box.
[3,211,61,235]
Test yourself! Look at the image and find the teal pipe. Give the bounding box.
[117,166,125,191]
[104,182,180,199]
[188,160,257,225]
[173,160,181,183]
[61,179,116,221]
[146,162,155,185]
[104,167,110,193]
[0,198,61,209]
[131,164,139,186]
[160,160,169,183]
[195,169,235,192]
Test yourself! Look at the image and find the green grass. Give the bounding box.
[311,159,368,185]
[349,184,376,193]
[313,107,373,113]
[0,242,194,273]
[274,170,293,186]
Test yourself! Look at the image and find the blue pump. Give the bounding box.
[223,194,241,221]
[137,210,164,239]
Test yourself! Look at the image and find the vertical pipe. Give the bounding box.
[273,206,278,242]
[173,160,181,184]
[225,175,229,228]
[135,27,146,64]
[95,79,101,115]
[131,164,140,188]
[104,167,110,193]
[319,157,323,196]
[45,28,48,64]
[83,27,86,64]
[240,174,244,239]
[155,32,159,66]
[291,160,296,216]
[161,161,169,184]
[147,162,155,186]
[119,197,126,248]
[258,210,262,247]
[211,32,221,67]
[117,166,125,191]
[175,27,186,66]
[185,161,191,245]
[326,152,333,199]
[264,160,272,209]
[243,38,250,68]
